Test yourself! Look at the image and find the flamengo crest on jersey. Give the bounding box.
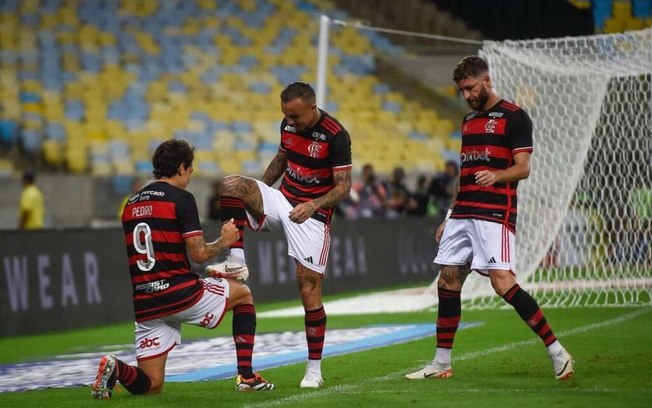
[279,109,352,221]
[453,100,533,231]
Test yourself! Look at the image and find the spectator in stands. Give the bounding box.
[406,174,431,217]
[384,166,410,219]
[406,55,574,382]
[334,185,360,220]
[206,179,223,221]
[428,160,459,219]
[205,82,352,389]
[91,139,274,399]
[18,171,45,229]
[352,163,387,219]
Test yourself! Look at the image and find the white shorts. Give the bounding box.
[134,277,230,361]
[434,218,515,275]
[247,180,331,274]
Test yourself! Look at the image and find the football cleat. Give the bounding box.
[205,255,249,283]
[551,348,574,380]
[235,373,275,391]
[405,363,453,380]
[91,354,118,399]
[300,369,324,388]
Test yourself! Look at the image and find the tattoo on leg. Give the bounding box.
[222,177,264,215]
[440,265,468,287]
[297,274,319,292]
[443,267,455,282]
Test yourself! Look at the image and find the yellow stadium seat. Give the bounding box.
[43,139,64,166]
[113,159,135,176]
[66,151,88,174]
[0,157,14,176]
[612,1,632,19]
[218,158,242,175]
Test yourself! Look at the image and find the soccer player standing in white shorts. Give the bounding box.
[207,82,352,388]
[91,140,274,399]
[406,56,574,381]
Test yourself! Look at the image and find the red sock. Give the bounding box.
[503,284,558,346]
[232,304,256,378]
[436,287,461,349]
[220,196,246,250]
[305,306,327,360]
[115,358,151,395]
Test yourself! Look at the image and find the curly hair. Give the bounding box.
[452,55,489,83]
[152,139,195,179]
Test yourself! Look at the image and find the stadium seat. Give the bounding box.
[0,157,14,177]
[2,0,478,177]
[0,120,18,145]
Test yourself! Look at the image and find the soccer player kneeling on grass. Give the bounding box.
[406,56,574,381]
[91,139,273,399]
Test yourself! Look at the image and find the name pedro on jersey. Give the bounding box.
[132,205,153,217]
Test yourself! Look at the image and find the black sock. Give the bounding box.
[436,287,461,349]
[220,196,246,250]
[503,284,558,346]
[233,304,256,378]
[115,359,152,395]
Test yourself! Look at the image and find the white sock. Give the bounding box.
[230,248,245,262]
[547,340,563,355]
[307,359,321,373]
[434,347,452,367]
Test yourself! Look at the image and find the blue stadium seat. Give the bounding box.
[0,121,18,145]
[21,129,44,153]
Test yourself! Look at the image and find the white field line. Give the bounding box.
[317,387,652,395]
[244,307,651,408]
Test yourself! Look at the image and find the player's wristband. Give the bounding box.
[445,209,453,220]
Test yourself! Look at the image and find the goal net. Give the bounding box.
[456,28,652,308]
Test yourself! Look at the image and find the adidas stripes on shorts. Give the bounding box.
[434,218,515,275]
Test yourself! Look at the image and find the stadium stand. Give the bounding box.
[0,0,464,179]
[600,0,652,32]
[1,0,649,179]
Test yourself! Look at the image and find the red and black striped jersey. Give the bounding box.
[451,99,533,231]
[121,181,204,322]
[279,109,352,221]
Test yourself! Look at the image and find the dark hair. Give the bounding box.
[453,55,489,82]
[280,82,316,103]
[445,160,459,176]
[152,139,194,179]
[22,171,35,183]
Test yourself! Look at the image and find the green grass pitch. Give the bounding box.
[1,288,650,408]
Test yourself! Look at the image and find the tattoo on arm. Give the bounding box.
[261,151,287,186]
[448,174,460,210]
[312,169,352,209]
[186,236,229,263]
